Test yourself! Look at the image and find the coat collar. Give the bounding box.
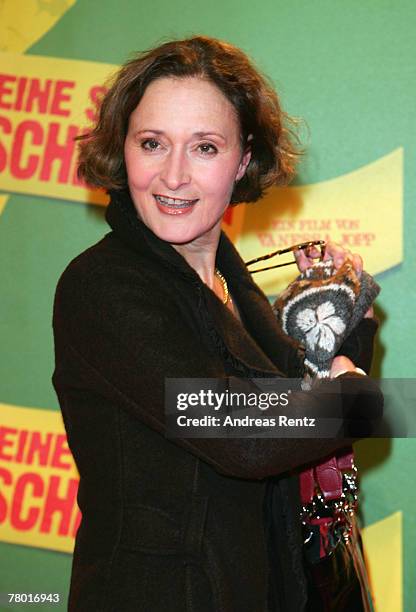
[106,188,197,279]
[106,189,304,377]
[106,189,256,281]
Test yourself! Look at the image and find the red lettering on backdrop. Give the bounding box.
[0,77,75,115]
[0,115,12,172]
[271,219,296,231]
[71,127,90,186]
[50,435,72,470]
[40,476,78,536]
[24,78,52,114]
[0,467,12,522]
[39,123,78,183]
[10,120,42,179]
[14,77,28,112]
[11,472,43,530]
[0,424,81,540]
[0,427,17,461]
[85,85,107,123]
[14,430,29,463]
[0,428,76,467]
[25,432,53,466]
[49,81,75,117]
[0,74,16,110]
[257,232,275,248]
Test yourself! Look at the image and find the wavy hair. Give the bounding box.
[78,36,302,203]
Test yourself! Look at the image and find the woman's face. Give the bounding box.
[124,76,251,247]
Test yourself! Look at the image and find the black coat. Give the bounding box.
[52,190,379,611]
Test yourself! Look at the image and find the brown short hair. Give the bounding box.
[78,36,302,204]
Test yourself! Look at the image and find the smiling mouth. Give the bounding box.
[154,194,199,210]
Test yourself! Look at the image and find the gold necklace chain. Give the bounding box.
[214,268,229,305]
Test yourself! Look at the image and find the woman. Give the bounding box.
[52,36,380,611]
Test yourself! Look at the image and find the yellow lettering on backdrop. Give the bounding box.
[226,149,403,291]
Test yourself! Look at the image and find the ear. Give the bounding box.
[235,135,253,181]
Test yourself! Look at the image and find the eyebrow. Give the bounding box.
[134,129,227,142]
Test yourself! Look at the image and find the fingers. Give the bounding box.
[293,240,365,277]
[293,244,324,272]
[352,253,363,277]
[364,306,374,318]
[330,355,357,378]
[304,245,322,259]
[293,249,310,272]
[324,241,350,266]
[323,241,363,277]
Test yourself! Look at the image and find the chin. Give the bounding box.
[156,229,201,246]
[148,217,213,246]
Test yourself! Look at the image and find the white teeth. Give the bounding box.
[155,195,197,208]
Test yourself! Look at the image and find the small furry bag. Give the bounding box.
[274,260,380,379]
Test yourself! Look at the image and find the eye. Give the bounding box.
[197,143,218,156]
[141,138,161,151]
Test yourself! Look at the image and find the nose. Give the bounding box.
[160,147,191,190]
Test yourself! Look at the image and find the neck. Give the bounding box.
[171,224,222,289]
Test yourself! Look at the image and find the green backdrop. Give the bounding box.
[0,1,414,610]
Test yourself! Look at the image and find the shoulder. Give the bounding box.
[53,232,170,330]
[55,231,160,296]
[58,232,139,281]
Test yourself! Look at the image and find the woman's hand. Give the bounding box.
[330,355,357,378]
[294,240,363,277]
[294,240,374,318]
